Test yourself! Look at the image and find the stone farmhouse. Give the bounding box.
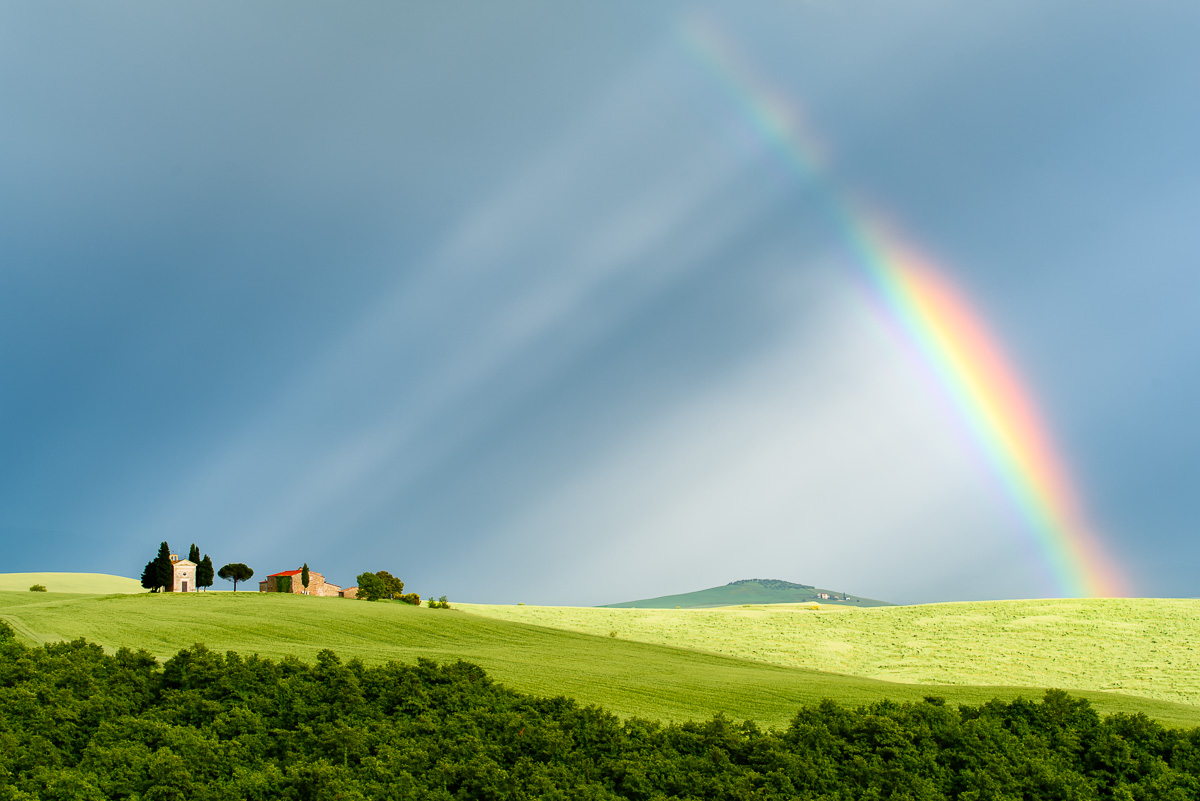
[259,568,355,597]
[167,553,197,593]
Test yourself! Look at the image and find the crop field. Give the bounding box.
[3,589,1199,729]
[0,572,142,594]
[460,598,1200,708]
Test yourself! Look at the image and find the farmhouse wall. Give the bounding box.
[260,569,347,596]
[340,587,358,600]
[300,572,325,596]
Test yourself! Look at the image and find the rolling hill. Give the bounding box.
[3,587,1200,729]
[0,572,143,594]
[600,578,893,608]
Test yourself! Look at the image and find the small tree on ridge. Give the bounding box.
[218,563,254,592]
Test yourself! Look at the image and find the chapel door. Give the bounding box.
[182,581,188,592]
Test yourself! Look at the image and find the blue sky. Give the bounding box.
[3,2,1199,605]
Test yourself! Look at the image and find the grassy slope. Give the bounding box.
[0,572,142,594]
[601,579,891,608]
[2,591,1199,729]
[463,598,1200,709]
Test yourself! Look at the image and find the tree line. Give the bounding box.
[1,620,1198,799]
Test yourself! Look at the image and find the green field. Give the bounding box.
[0,572,142,594]
[601,578,892,608]
[462,598,1200,708]
[2,589,1199,729]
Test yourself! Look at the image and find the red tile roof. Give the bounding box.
[267,569,304,577]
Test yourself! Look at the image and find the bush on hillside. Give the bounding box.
[427,595,450,609]
[28,584,47,592]
[398,592,421,605]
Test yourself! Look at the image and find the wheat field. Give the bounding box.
[459,597,1200,706]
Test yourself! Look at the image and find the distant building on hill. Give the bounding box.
[167,554,197,593]
[258,568,343,597]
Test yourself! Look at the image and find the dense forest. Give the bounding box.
[1,619,1198,800]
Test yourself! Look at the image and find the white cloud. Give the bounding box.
[476,272,1044,606]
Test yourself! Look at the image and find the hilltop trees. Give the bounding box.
[374,570,404,599]
[155,542,174,589]
[197,555,214,591]
[355,571,386,601]
[354,570,406,601]
[218,563,254,592]
[140,541,175,592]
[140,561,157,592]
[188,543,200,562]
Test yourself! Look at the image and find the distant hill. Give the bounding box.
[599,578,893,609]
[0,572,143,594]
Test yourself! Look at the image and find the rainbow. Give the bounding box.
[682,17,1127,597]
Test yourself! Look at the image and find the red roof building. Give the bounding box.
[258,567,343,597]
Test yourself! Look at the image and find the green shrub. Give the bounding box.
[28,584,47,592]
[398,592,421,605]
[427,595,450,609]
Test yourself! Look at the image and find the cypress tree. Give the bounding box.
[188,543,200,562]
[140,561,158,592]
[197,555,214,591]
[154,542,174,592]
[301,563,310,593]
